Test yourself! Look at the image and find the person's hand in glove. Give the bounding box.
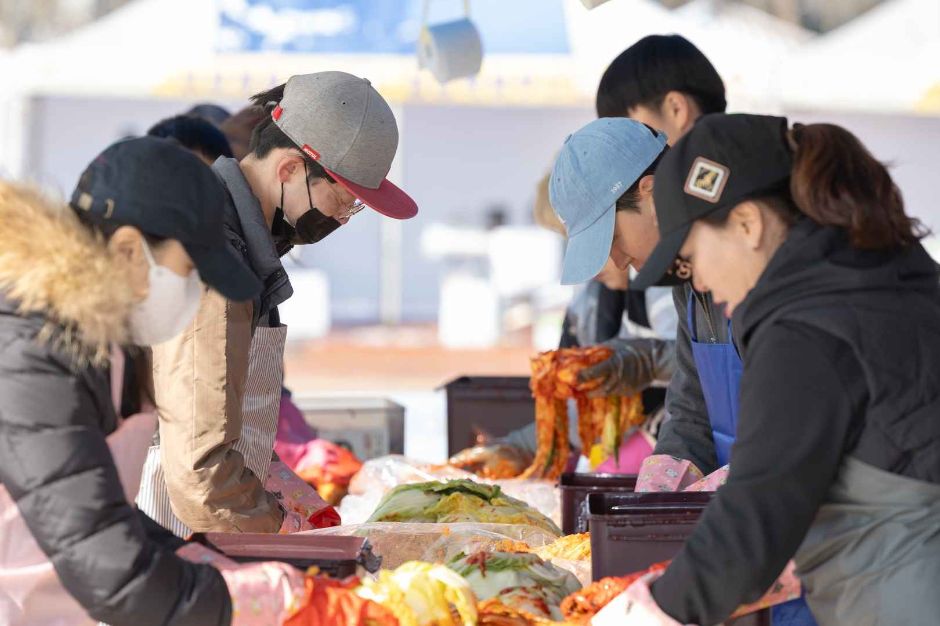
[592,569,694,626]
[578,338,676,398]
[448,443,534,479]
[176,543,306,626]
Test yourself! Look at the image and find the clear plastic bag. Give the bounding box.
[341,456,561,527]
[346,455,473,496]
[548,557,592,588]
[298,522,558,570]
[491,479,560,528]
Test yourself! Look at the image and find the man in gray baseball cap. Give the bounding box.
[142,72,417,535]
[271,72,417,221]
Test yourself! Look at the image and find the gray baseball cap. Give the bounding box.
[271,71,418,220]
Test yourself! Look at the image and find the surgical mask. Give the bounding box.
[293,205,341,243]
[128,240,203,346]
[273,161,342,245]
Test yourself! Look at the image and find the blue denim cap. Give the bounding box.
[549,118,667,285]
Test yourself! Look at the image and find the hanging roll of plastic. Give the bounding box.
[417,0,483,83]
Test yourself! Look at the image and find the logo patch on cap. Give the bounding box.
[75,192,93,211]
[684,157,729,203]
[301,145,321,161]
[672,258,693,280]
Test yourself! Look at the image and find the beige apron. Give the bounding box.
[137,325,288,537]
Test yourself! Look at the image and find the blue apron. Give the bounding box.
[687,295,741,467]
[687,294,816,626]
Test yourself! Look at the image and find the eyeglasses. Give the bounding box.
[338,198,367,221]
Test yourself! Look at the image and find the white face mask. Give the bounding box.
[128,241,203,346]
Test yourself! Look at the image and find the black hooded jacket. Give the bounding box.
[652,219,940,624]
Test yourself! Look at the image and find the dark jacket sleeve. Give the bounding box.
[651,323,863,625]
[653,285,719,474]
[0,342,232,626]
[138,509,187,551]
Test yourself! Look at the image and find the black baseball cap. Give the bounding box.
[70,136,261,302]
[632,113,793,290]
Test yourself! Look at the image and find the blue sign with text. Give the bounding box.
[217,0,568,54]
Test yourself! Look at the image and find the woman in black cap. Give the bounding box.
[609,114,940,625]
[0,137,304,626]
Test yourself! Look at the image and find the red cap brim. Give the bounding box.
[324,167,418,220]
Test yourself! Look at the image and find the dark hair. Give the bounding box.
[596,35,726,119]
[706,123,926,250]
[247,84,334,184]
[147,115,234,160]
[616,126,669,212]
[185,103,232,126]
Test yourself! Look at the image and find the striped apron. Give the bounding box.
[137,325,288,537]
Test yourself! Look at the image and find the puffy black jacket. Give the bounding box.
[653,219,940,624]
[0,184,231,626]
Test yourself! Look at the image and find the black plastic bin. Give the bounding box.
[587,491,770,626]
[560,472,637,535]
[444,376,534,457]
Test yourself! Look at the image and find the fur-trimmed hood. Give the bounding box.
[0,181,134,363]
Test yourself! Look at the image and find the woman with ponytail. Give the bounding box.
[607,114,940,626]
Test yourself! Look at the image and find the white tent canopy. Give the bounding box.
[562,0,684,100]
[6,0,935,114]
[562,0,812,114]
[7,0,216,96]
[675,0,811,112]
[6,0,815,111]
[779,0,940,113]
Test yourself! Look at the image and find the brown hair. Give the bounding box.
[533,170,566,236]
[786,123,925,249]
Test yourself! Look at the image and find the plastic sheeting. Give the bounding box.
[340,455,560,527]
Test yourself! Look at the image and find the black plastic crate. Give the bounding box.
[587,491,770,626]
[444,376,534,457]
[560,472,637,535]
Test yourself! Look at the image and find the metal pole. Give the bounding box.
[379,104,406,326]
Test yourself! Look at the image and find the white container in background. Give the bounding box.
[279,267,331,340]
[292,395,405,461]
[532,283,575,351]
[488,226,562,298]
[438,272,500,348]
[418,18,483,83]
